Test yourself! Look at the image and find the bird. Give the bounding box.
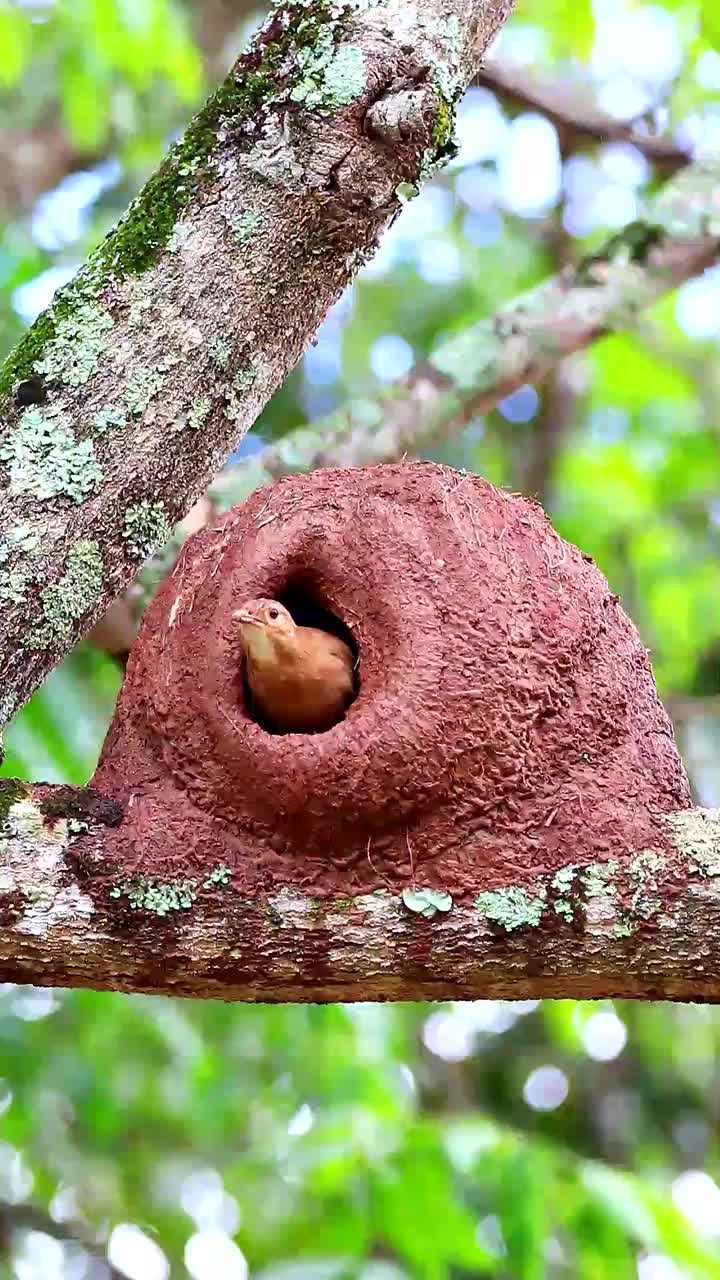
[233,598,355,733]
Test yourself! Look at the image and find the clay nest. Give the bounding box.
[92,461,690,899]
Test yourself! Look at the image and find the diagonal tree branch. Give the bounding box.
[210,158,720,499]
[474,57,692,175]
[0,0,516,741]
[87,157,718,660]
[0,1201,129,1280]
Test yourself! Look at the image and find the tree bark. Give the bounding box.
[1,782,719,1002]
[0,0,516,739]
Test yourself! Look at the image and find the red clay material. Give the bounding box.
[92,461,691,899]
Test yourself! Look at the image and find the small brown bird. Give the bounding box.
[233,598,355,733]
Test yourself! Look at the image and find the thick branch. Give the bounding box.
[0,0,516,735]
[212,158,720,497]
[0,785,719,1002]
[475,58,691,175]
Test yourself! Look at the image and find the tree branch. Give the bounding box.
[211,158,720,496]
[0,0,516,737]
[0,1201,128,1280]
[0,783,718,1002]
[88,158,716,662]
[474,58,691,175]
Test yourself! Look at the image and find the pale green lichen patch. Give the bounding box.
[28,540,103,650]
[0,569,30,606]
[613,920,634,938]
[94,406,127,434]
[629,850,663,917]
[34,302,113,387]
[225,365,258,421]
[668,808,720,876]
[582,860,619,901]
[231,210,264,243]
[291,29,366,112]
[5,524,41,555]
[124,501,172,561]
[203,865,232,889]
[402,887,453,919]
[208,334,232,369]
[124,367,165,416]
[188,396,212,430]
[476,886,547,932]
[552,866,577,924]
[0,407,102,504]
[111,876,196,915]
[396,182,420,204]
[0,525,37,607]
[233,367,256,393]
[553,866,576,894]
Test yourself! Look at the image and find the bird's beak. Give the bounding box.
[233,609,258,626]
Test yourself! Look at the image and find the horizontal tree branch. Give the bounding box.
[1,782,719,1002]
[474,58,691,175]
[210,157,720,497]
[0,0,516,740]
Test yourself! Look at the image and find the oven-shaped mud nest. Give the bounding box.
[92,461,690,899]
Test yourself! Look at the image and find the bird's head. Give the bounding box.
[233,598,296,662]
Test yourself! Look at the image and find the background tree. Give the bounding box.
[0,0,719,1277]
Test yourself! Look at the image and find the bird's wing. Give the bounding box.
[302,627,354,675]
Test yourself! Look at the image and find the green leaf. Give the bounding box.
[0,5,31,85]
[701,0,720,45]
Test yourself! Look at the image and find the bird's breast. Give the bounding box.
[246,646,353,733]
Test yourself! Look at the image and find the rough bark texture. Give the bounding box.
[0,0,516,737]
[92,462,690,906]
[0,779,718,1002]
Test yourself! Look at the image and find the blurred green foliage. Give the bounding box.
[1,0,720,1276]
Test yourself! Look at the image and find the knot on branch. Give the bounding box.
[364,85,437,147]
[92,462,689,902]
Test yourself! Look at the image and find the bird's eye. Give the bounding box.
[268,607,279,620]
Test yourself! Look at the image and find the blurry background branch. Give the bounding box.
[90,157,719,664]
[224,159,719,485]
[0,1202,130,1280]
[474,58,692,176]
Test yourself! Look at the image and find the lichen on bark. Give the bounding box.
[0,0,516,736]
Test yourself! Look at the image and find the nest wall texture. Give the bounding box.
[93,461,691,899]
